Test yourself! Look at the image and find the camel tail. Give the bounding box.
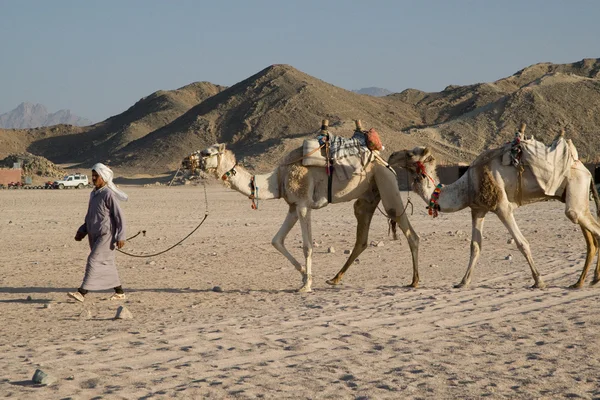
[591,180,600,220]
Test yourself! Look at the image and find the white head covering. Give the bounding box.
[91,163,128,202]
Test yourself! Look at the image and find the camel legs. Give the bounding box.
[373,164,420,287]
[455,209,487,288]
[326,192,380,285]
[271,204,304,274]
[593,235,600,286]
[395,207,420,287]
[570,227,597,288]
[495,206,546,288]
[563,171,600,286]
[570,214,600,286]
[296,205,314,292]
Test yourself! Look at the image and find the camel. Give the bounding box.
[197,120,420,292]
[387,125,600,289]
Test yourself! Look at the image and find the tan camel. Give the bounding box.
[197,121,420,292]
[387,126,600,289]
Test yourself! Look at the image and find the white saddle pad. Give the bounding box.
[518,137,577,196]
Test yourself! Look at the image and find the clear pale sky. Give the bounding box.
[1,0,598,123]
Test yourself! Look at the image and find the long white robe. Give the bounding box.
[77,186,126,290]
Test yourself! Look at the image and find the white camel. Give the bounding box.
[197,121,420,292]
[387,127,600,289]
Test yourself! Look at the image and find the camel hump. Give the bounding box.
[302,139,327,167]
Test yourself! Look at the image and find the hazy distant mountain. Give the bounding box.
[352,87,393,96]
[0,102,92,129]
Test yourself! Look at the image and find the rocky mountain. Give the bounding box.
[353,87,393,97]
[394,58,600,162]
[110,64,421,173]
[2,58,600,175]
[0,102,92,128]
[27,81,227,163]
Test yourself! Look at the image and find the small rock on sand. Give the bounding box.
[32,369,56,385]
[114,306,133,319]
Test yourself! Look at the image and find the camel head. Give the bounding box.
[388,147,437,186]
[198,143,235,178]
[389,147,436,172]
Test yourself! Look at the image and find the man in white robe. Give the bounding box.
[68,163,128,302]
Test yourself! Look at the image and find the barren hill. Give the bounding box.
[383,58,600,164]
[112,64,422,173]
[391,58,600,126]
[26,82,226,164]
[414,72,600,162]
[0,125,85,160]
[3,58,600,175]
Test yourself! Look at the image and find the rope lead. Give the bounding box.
[117,181,210,258]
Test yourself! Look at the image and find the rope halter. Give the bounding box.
[414,161,435,184]
[413,160,442,218]
[249,175,258,209]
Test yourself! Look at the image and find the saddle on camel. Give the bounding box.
[196,120,421,292]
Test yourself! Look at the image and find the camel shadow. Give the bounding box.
[0,298,51,304]
[0,286,298,296]
[0,287,71,294]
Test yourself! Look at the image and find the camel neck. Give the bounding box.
[220,163,280,200]
[413,165,470,213]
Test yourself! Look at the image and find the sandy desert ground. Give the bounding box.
[1,185,600,399]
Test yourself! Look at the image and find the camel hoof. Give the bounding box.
[591,279,600,286]
[326,278,340,286]
[532,282,547,289]
[297,286,312,293]
[569,283,584,290]
[406,282,419,289]
[453,282,467,289]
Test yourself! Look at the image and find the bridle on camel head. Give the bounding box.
[199,150,221,168]
[411,159,442,218]
[413,160,435,185]
[199,150,234,180]
[204,150,258,209]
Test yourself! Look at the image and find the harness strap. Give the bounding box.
[428,183,443,218]
[282,143,325,166]
[326,138,333,203]
[221,164,237,181]
[413,161,443,218]
[516,164,524,206]
[249,176,258,209]
[372,152,397,176]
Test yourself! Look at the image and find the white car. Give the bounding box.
[53,174,89,189]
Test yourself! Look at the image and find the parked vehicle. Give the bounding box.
[53,174,89,189]
[7,181,24,189]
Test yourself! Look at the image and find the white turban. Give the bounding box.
[91,163,128,202]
